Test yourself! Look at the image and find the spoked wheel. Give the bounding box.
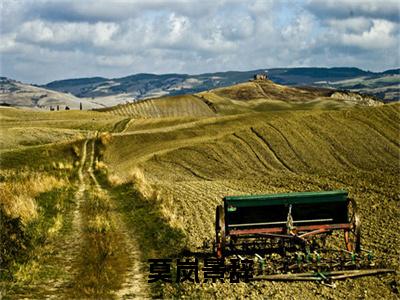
[344,198,361,253]
[215,205,226,258]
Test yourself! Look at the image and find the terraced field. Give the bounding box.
[0,82,398,299]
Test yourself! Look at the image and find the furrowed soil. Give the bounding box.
[103,103,400,299]
[0,98,399,299]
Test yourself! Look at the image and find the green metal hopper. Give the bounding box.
[215,190,360,258]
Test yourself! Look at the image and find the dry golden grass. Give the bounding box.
[128,167,156,199]
[99,131,113,146]
[0,171,68,224]
[0,107,125,139]
[0,127,85,152]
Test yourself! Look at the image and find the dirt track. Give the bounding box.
[3,134,150,299]
[71,134,149,298]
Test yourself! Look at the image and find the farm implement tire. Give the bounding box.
[344,198,361,253]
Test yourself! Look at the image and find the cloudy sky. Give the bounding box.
[1,0,399,84]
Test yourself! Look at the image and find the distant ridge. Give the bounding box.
[1,67,398,109]
[382,69,400,75]
[41,67,400,102]
[45,77,107,88]
[0,77,102,109]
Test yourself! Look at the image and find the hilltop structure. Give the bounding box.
[253,73,268,80]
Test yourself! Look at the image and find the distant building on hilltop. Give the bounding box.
[253,73,268,81]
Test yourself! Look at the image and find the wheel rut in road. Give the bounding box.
[2,133,150,299]
[69,132,150,299]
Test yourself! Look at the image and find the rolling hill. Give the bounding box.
[100,78,381,118]
[2,68,397,110]
[43,67,399,102]
[0,77,102,110]
[0,76,399,299]
[103,102,400,298]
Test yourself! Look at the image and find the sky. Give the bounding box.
[0,0,399,84]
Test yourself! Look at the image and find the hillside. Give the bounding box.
[42,67,399,102]
[0,97,398,299]
[98,94,216,118]
[101,79,382,118]
[2,68,397,110]
[314,74,400,103]
[104,103,399,187]
[104,103,400,298]
[0,77,102,110]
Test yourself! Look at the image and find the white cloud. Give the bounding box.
[326,17,373,34]
[281,14,316,50]
[0,33,18,54]
[1,0,399,83]
[168,13,189,41]
[95,54,137,67]
[16,20,119,47]
[340,19,398,49]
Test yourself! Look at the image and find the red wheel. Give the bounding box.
[344,198,361,253]
[215,205,226,258]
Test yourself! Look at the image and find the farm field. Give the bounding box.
[0,82,399,299]
[104,103,400,298]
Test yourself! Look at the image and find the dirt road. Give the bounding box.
[4,133,150,299]
[69,133,149,298]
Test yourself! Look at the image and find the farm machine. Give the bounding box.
[214,190,395,282]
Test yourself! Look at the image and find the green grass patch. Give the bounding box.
[99,178,187,299]
[69,187,125,298]
[94,164,187,257]
[101,178,187,259]
[111,118,131,133]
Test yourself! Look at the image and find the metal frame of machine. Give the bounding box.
[215,190,361,258]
